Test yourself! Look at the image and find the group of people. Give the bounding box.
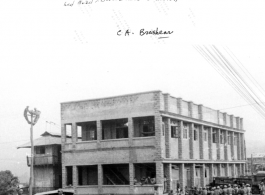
[167,183,254,195]
[134,176,156,185]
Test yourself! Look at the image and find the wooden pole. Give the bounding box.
[30,114,34,195]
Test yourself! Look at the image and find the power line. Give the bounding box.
[194,45,265,120]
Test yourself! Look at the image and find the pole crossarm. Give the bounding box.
[24,106,41,195]
[24,106,41,125]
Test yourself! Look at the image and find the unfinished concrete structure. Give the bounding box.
[18,132,63,194]
[61,91,247,195]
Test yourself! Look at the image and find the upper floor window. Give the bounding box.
[77,121,97,141]
[102,118,128,140]
[183,123,188,139]
[171,120,179,138]
[204,131,207,142]
[194,125,198,141]
[36,146,45,154]
[133,116,155,137]
[212,129,217,143]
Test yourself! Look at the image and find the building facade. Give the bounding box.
[61,91,247,195]
[18,132,63,194]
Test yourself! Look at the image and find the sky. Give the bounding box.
[1,0,265,182]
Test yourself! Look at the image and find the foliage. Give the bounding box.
[0,170,19,195]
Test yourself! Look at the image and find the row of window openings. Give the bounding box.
[64,116,155,142]
[64,117,239,144]
[65,164,240,187]
[165,123,238,145]
[65,164,156,186]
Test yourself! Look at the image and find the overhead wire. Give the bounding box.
[194,44,265,120]
[224,46,265,102]
[213,45,265,112]
[210,46,265,117]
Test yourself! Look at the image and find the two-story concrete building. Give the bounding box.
[61,91,247,195]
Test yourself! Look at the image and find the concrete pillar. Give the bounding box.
[217,110,220,125]
[231,132,235,160]
[72,123,77,148]
[129,163,134,193]
[223,113,227,126]
[208,127,213,160]
[164,93,170,112]
[96,120,102,148]
[217,129,220,160]
[62,166,66,188]
[188,102,194,118]
[62,124,66,149]
[156,161,164,192]
[239,164,242,176]
[73,165,77,187]
[241,133,246,160]
[128,118,134,162]
[217,164,221,176]
[191,164,195,187]
[98,164,103,194]
[164,163,172,192]
[165,118,171,158]
[189,123,194,159]
[243,163,246,176]
[236,117,240,129]
[179,121,183,159]
[240,118,244,130]
[224,164,228,177]
[209,164,213,184]
[199,125,204,159]
[231,164,235,177]
[224,131,228,160]
[237,133,242,160]
[200,164,205,187]
[198,104,203,120]
[155,115,163,160]
[177,98,183,115]
[179,163,185,190]
[230,115,234,128]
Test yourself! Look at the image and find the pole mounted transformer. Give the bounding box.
[24,106,41,195]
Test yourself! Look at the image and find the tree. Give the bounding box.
[0,170,19,195]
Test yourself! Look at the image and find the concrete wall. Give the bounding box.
[170,138,178,159]
[212,144,217,160]
[182,138,190,159]
[220,143,225,160]
[160,93,243,130]
[61,91,158,123]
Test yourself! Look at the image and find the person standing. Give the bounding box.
[246,184,251,195]
[260,182,265,195]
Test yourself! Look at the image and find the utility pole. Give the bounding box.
[24,107,41,195]
[251,154,253,175]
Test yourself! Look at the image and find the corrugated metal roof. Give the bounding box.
[17,131,71,149]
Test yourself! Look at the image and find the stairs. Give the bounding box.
[104,166,129,185]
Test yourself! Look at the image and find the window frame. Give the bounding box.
[36,146,45,155]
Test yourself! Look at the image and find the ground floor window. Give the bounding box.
[66,166,73,186]
[134,163,156,185]
[102,164,129,185]
[78,165,98,185]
